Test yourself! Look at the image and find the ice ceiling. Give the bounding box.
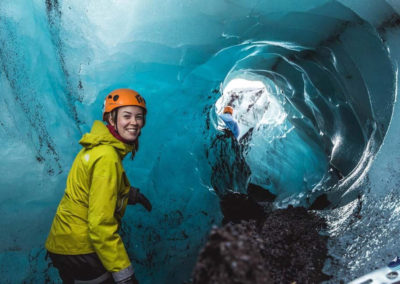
[0,0,400,283]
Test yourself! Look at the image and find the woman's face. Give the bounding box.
[111,105,145,142]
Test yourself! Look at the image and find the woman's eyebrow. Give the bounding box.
[122,111,143,115]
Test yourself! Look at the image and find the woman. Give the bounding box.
[46,88,152,284]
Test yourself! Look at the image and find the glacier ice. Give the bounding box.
[0,0,399,283]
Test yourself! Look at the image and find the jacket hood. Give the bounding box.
[79,120,134,158]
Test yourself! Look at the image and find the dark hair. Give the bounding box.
[105,108,144,160]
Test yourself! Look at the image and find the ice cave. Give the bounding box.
[0,0,400,283]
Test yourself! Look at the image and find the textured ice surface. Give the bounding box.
[216,82,328,199]
[0,0,399,283]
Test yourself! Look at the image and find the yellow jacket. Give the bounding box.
[46,120,134,275]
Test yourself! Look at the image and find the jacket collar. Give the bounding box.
[79,120,134,158]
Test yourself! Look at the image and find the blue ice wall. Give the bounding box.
[0,0,399,283]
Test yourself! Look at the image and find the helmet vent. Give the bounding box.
[136,95,144,104]
[113,95,119,101]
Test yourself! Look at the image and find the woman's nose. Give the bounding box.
[130,117,139,125]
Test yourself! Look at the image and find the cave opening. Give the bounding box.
[215,75,331,208]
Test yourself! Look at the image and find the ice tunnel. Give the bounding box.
[0,0,399,283]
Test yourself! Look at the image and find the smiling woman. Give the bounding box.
[45,88,152,284]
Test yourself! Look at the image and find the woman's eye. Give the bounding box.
[136,115,144,120]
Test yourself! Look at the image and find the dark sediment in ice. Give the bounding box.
[192,194,331,284]
[208,130,251,197]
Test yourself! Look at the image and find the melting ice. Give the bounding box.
[0,0,400,283]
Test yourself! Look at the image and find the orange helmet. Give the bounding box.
[223,106,234,115]
[102,88,146,121]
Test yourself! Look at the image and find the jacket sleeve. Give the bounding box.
[88,154,134,279]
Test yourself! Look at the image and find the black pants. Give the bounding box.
[48,252,115,284]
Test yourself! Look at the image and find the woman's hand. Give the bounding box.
[128,187,152,212]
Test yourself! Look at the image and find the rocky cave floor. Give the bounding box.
[191,191,331,284]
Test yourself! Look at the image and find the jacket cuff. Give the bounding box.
[112,265,134,282]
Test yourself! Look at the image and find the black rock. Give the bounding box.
[247,183,276,202]
[219,192,266,224]
[192,206,331,284]
[309,194,331,210]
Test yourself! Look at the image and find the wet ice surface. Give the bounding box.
[0,0,400,283]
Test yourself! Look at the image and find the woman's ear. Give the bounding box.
[108,116,114,127]
[107,112,116,127]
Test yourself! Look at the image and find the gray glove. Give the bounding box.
[128,187,152,212]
